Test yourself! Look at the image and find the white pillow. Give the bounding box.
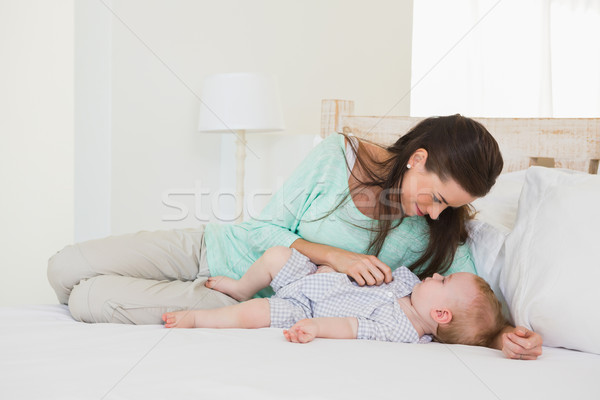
[466,220,511,321]
[471,170,527,233]
[468,170,528,320]
[500,167,600,354]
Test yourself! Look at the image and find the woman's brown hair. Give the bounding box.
[341,115,503,278]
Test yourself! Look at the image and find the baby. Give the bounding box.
[163,247,506,346]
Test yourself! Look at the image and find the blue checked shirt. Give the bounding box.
[269,249,432,343]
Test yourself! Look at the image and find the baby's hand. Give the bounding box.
[315,265,335,274]
[283,319,318,343]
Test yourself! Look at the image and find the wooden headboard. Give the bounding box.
[321,99,600,174]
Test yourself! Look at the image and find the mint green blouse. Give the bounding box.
[204,134,476,297]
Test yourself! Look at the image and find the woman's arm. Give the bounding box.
[248,135,388,286]
[283,317,358,343]
[290,238,392,286]
[490,325,543,360]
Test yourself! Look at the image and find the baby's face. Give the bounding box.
[411,272,479,317]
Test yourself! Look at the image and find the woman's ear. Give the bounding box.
[430,308,453,325]
[408,148,429,170]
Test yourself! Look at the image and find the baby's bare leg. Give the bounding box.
[162,298,270,329]
[206,246,292,301]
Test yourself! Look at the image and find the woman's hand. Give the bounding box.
[329,249,393,286]
[290,239,392,286]
[501,326,543,360]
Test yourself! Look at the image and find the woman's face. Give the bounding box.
[400,149,476,219]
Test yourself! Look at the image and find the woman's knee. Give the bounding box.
[68,275,163,324]
[47,244,90,305]
[70,275,239,325]
[68,277,98,322]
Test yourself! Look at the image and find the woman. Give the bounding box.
[48,114,542,359]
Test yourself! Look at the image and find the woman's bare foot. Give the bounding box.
[205,276,251,301]
[162,310,201,328]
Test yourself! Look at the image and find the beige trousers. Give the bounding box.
[47,227,238,325]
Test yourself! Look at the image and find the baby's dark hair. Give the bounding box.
[435,275,507,347]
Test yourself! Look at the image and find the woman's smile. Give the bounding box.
[416,204,425,216]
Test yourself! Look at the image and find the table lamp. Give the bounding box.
[198,72,285,223]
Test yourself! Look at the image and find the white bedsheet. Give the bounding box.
[1,305,599,400]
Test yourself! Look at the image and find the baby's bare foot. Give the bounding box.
[162,310,199,328]
[205,276,250,301]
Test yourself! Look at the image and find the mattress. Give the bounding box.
[1,305,599,400]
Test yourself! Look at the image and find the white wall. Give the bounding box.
[0,0,413,305]
[74,0,112,242]
[108,0,414,234]
[0,1,74,305]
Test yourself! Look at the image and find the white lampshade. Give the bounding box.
[198,72,285,133]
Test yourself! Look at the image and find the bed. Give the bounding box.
[2,100,600,399]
